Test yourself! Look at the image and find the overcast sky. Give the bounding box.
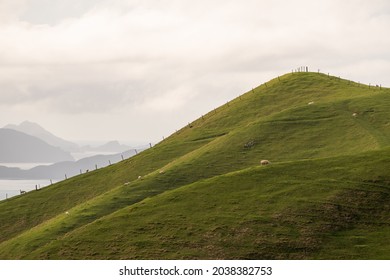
[1,0,389,145]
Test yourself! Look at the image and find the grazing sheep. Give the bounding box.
[20,190,26,195]
[261,160,270,165]
[65,211,69,215]
[124,182,130,185]
[138,176,142,179]
[159,170,165,174]
[352,113,358,117]
[308,101,314,105]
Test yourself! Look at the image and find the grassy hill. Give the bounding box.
[0,72,389,259]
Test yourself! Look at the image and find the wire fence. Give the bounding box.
[0,144,153,201]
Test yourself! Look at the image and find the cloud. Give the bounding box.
[20,0,105,25]
[0,0,27,22]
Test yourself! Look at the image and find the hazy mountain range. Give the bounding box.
[4,121,131,153]
[79,140,132,153]
[0,128,74,163]
[0,149,137,180]
[0,121,136,179]
[4,121,79,152]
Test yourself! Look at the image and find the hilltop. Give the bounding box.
[0,72,389,259]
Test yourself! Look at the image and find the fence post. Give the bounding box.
[6,193,8,199]
[50,179,53,185]
[109,160,112,165]
[121,155,124,160]
[149,143,152,148]
[95,164,98,170]
[65,174,67,180]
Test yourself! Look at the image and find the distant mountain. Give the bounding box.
[0,149,138,179]
[4,121,80,152]
[0,128,74,163]
[81,140,131,153]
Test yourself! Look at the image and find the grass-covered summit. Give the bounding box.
[0,72,389,259]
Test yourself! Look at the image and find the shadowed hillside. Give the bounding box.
[0,72,389,259]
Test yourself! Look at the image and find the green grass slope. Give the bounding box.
[0,72,389,259]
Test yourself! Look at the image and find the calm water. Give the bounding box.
[0,179,57,201]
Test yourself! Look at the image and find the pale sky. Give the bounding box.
[1,0,390,145]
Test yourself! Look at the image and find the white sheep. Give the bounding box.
[261,160,270,165]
